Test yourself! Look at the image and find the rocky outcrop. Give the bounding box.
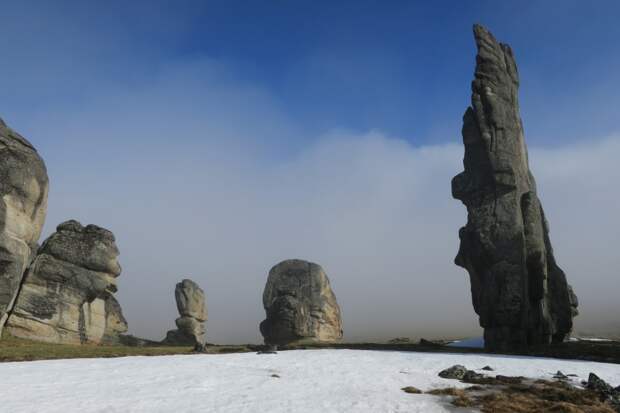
[162,279,207,349]
[451,25,578,351]
[260,259,343,346]
[0,118,49,335]
[439,365,468,380]
[587,373,620,411]
[5,220,127,344]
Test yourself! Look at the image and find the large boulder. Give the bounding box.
[5,220,127,344]
[0,118,49,335]
[162,279,207,349]
[260,259,343,346]
[451,25,578,351]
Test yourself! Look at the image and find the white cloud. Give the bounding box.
[12,55,619,344]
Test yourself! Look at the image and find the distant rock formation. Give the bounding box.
[5,220,127,344]
[451,25,578,351]
[0,118,49,335]
[260,259,343,346]
[162,279,207,349]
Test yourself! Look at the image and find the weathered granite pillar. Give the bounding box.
[451,25,578,351]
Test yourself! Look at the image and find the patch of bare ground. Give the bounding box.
[426,387,476,407]
[423,380,616,413]
[0,333,259,362]
[401,386,422,394]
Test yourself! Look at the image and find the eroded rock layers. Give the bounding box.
[5,220,127,344]
[0,118,49,334]
[451,25,578,351]
[260,259,343,346]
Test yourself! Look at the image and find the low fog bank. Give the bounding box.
[37,127,620,344]
[13,58,618,344]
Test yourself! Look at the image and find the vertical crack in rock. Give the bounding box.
[5,220,128,344]
[259,259,343,346]
[0,119,49,336]
[451,24,578,351]
[78,301,87,344]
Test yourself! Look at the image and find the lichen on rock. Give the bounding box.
[162,279,207,349]
[5,220,127,344]
[259,259,343,346]
[451,25,578,351]
[0,119,49,335]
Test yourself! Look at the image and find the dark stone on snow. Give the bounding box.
[439,365,468,380]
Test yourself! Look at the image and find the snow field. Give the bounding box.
[1,349,619,413]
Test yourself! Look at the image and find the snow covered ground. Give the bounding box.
[2,349,619,413]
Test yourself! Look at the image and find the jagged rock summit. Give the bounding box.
[260,259,343,346]
[451,24,578,351]
[162,279,207,349]
[5,220,127,344]
[0,118,49,335]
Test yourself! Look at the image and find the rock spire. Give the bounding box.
[451,25,578,351]
[162,279,207,350]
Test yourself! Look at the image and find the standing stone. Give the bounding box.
[162,279,207,349]
[5,220,128,344]
[0,118,49,335]
[451,25,578,351]
[260,259,343,346]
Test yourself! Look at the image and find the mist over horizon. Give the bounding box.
[32,127,620,344]
[2,1,619,344]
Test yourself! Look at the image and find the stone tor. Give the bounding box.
[260,259,343,346]
[451,25,578,351]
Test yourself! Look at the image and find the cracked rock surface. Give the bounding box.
[260,259,343,346]
[162,279,207,348]
[0,118,49,335]
[5,220,127,344]
[451,25,578,351]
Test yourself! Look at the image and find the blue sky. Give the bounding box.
[1,1,619,342]
[3,0,620,145]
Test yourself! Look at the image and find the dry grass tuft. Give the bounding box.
[401,386,422,394]
[426,387,475,407]
[426,387,465,396]
[0,334,256,362]
[452,393,476,407]
[423,380,617,413]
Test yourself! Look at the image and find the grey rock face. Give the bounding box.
[162,279,207,348]
[259,259,343,346]
[462,370,485,382]
[587,373,620,410]
[451,25,578,351]
[438,365,468,380]
[102,294,129,344]
[587,373,615,397]
[175,279,208,321]
[0,119,49,335]
[5,220,127,344]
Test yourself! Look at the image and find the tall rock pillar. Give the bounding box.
[451,25,578,351]
[162,279,208,350]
